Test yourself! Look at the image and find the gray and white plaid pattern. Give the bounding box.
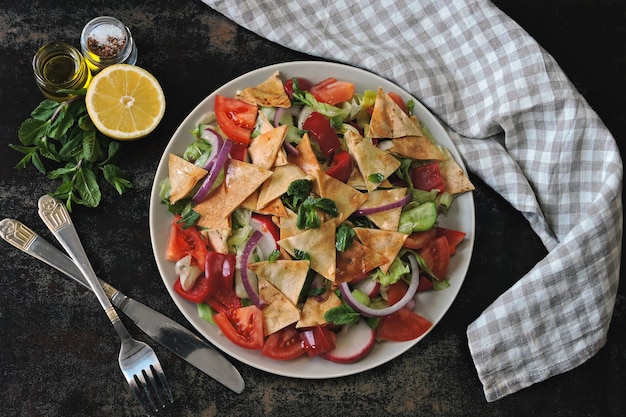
[202,0,623,401]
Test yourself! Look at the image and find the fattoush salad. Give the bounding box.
[159,70,474,363]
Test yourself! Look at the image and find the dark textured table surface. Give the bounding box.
[0,1,624,416]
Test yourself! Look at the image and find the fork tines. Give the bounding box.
[130,363,173,414]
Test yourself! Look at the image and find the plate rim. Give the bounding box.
[149,60,475,379]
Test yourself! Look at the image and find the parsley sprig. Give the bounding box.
[10,89,132,210]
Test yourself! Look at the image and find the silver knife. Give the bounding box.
[0,218,245,394]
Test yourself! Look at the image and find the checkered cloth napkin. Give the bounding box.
[202,0,623,401]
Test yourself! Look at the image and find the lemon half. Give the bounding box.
[86,64,165,140]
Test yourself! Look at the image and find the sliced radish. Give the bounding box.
[320,320,376,364]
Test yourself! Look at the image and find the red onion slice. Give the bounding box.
[339,253,420,317]
[239,230,266,309]
[283,140,300,156]
[192,139,233,204]
[200,127,224,170]
[273,107,286,127]
[356,193,411,216]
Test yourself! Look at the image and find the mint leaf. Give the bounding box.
[324,305,361,325]
[10,95,132,210]
[75,167,101,208]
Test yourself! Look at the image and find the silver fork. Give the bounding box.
[37,195,173,414]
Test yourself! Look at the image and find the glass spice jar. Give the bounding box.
[32,41,92,101]
[80,16,138,73]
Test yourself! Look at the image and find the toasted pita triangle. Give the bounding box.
[257,110,274,134]
[359,188,407,231]
[257,163,308,210]
[296,290,342,328]
[389,135,445,161]
[278,220,336,281]
[315,170,368,224]
[288,133,322,176]
[258,276,301,336]
[201,228,231,254]
[278,208,299,240]
[168,154,208,204]
[354,228,408,273]
[369,88,422,138]
[345,129,401,192]
[248,259,309,306]
[439,148,475,195]
[248,124,288,170]
[194,183,232,230]
[195,159,272,229]
[236,70,291,108]
[335,240,389,284]
[241,191,289,217]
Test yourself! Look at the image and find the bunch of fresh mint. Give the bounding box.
[10,89,132,210]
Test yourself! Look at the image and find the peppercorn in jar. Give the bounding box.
[80,16,138,73]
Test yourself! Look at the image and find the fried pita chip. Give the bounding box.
[248,259,309,306]
[296,290,342,328]
[257,110,274,134]
[315,170,368,224]
[359,188,407,231]
[194,186,232,230]
[257,163,309,210]
[195,159,272,229]
[248,124,288,170]
[241,191,289,217]
[288,133,322,176]
[278,220,336,281]
[236,70,291,108]
[354,228,408,273]
[389,135,445,161]
[345,129,401,192]
[200,228,231,254]
[168,154,208,204]
[335,240,388,284]
[369,88,422,138]
[278,208,299,240]
[258,276,301,336]
[439,148,475,194]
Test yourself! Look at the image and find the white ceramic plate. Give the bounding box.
[149,61,475,378]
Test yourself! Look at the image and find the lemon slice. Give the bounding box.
[86,64,165,140]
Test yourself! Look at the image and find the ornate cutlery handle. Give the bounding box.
[37,195,120,323]
[0,218,36,251]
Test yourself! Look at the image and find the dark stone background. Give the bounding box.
[0,1,623,416]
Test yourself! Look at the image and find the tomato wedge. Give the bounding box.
[165,215,208,270]
[309,77,355,105]
[386,280,409,306]
[388,91,409,114]
[411,162,445,193]
[214,95,258,145]
[325,150,352,183]
[436,227,466,255]
[299,325,336,357]
[377,308,432,342]
[418,235,450,280]
[214,305,264,350]
[403,228,437,250]
[261,326,306,360]
[417,275,434,292]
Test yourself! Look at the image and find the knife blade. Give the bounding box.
[0,218,245,394]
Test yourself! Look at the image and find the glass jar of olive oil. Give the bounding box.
[32,42,92,101]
